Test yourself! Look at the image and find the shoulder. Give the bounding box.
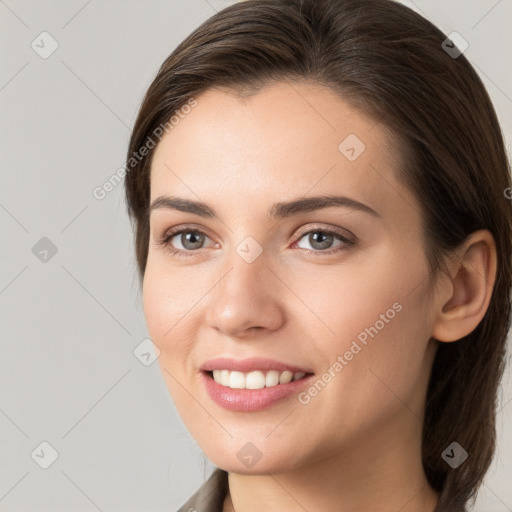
[176,468,229,512]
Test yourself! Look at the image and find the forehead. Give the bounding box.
[149,81,415,221]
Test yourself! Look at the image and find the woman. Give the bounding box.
[124,0,511,510]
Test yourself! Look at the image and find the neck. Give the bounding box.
[224,414,439,512]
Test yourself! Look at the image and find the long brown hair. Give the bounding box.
[124,1,512,510]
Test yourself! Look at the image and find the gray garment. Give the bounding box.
[176,468,229,512]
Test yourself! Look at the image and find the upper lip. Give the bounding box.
[200,357,314,374]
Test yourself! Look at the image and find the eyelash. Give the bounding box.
[156,224,356,259]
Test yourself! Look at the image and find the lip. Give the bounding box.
[200,357,313,374]
[199,358,315,412]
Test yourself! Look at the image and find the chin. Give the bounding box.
[204,444,306,475]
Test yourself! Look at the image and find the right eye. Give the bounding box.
[158,226,216,257]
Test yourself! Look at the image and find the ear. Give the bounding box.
[431,229,497,343]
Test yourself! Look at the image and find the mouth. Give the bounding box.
[200,357,314,389]
[204,369,311,389]
[199,357,315,411]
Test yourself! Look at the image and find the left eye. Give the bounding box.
[295,230,350,252]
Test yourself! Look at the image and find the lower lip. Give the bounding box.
[201,371,315,412]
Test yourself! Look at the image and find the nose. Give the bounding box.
[204,247,286,338]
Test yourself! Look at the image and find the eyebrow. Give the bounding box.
[148,194,381,220]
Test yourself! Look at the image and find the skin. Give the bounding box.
[143,81,497,512]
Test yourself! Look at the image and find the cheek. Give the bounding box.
[142,262,200,372]
[142,268,202,416]
[306,245,432,417]
[143,257,202,337]
[142,271,171,344]
[298,242,425,344]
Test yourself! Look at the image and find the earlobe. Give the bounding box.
[431,229,497,343]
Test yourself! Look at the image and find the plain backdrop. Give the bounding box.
[1,0,511,510]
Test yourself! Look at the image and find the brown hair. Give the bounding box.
[124,0,512,510]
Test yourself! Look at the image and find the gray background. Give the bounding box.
[1,0,510,510]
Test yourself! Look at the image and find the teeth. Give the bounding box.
[220,369,230,387]
[265,370,279,387]
[211,369,307,389]
[279,370,293,384]
[229,371,245,389]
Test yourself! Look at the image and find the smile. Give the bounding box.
[211,369,307,389]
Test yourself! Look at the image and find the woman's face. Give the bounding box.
[143,81,440,473]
